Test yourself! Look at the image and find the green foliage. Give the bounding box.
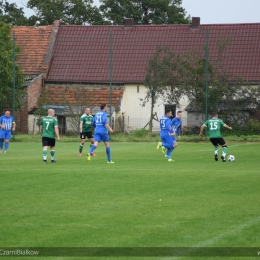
[27,0,103,25]
[143,46,180,131]
[0,21,24,112]
[0,0,29,25]
[99,0,190,25]
[34,90,51,128]
[227,119,260,136]
[131,128,151,137]
[246,118,260,133]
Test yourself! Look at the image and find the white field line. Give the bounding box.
[159,215,260,260]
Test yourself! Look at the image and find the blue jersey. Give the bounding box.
[160,116,172,133]
[0,115,15,131]
[92,110,108,134]
[171,117,182,136]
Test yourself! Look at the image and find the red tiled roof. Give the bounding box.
[46,23,260,83]
[12,25,53,75]
[44,85,124,110]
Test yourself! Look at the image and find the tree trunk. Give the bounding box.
[149,98,154,132]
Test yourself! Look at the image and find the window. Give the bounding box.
[137,85,139,93]
[165,104,176,119]
[57,115,66,135]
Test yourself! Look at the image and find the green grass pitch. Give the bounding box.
[0,142,260,260]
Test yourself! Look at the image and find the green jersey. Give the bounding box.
[80,114,93,132]
[203,117,225,138]
[41,116,58,139]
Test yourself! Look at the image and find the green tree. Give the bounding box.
[0,21,24,112]
[99,0,190,25]
[27,0,103,25]
[0,0,29,25]
[142,46,180,131]
[175,38,260,124]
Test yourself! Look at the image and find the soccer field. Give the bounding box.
[1,142,260,260]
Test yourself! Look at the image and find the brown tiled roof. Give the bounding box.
[44,84,124,111]
[46,22,260,84]
[12,25,53,75]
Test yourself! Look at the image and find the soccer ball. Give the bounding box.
[228,155,235,162]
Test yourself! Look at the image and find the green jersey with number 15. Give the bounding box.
[41,116,58,139]
[203,117,225,138]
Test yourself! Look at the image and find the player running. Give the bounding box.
[157,110,182,154]
[0,111,16,153]
[199,112,232,162]
[86,104,114,163]
[40,109,60,163]
[78,108,97,157]
[159,109,175,162]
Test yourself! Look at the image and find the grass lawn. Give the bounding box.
[0,141,260,260]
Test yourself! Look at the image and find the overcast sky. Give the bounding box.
[9,0,260,24]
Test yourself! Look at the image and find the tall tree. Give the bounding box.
[0,0,29,25]
[0,21,24,112]
[99,0,190,25]
[27,0,103,25]
[142,46,180,131]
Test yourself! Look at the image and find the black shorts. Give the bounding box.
[80,131,93,139]
[210,137,226,146]
[42,137,56,147]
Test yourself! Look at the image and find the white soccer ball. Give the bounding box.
[228,155,235,162]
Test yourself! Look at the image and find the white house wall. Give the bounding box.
[121,84,189,132]
[28,115,39,134]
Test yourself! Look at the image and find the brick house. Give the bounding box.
[14,18,260,133]
[12,20,59,133]
[42,17,260,133]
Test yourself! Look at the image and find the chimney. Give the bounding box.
[190,17,200,29]
[123,18,134,28]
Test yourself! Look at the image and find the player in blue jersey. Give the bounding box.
[171,111,182,147]
[0,111,16,153]
[159,109,175,162]
[86,104,114,163]
[157,110,182,153]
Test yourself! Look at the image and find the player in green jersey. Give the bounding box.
[40,109,60,163]
[78,108,96,157]
[199,112,232,162]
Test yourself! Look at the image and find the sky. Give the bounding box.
[8,0,260,24]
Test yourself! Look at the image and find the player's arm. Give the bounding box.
[102,113,113,132]
[92,117,96,128]
[79,122,83,133]
[224,124,232,130]
[167,120,174,136]
[105,123,113,133]
[199,124,206,137]
[0,118,4,129]
[12,119,16,131]
[39,119,43,134]
[177,125,181,140]
[54,126,60,141]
